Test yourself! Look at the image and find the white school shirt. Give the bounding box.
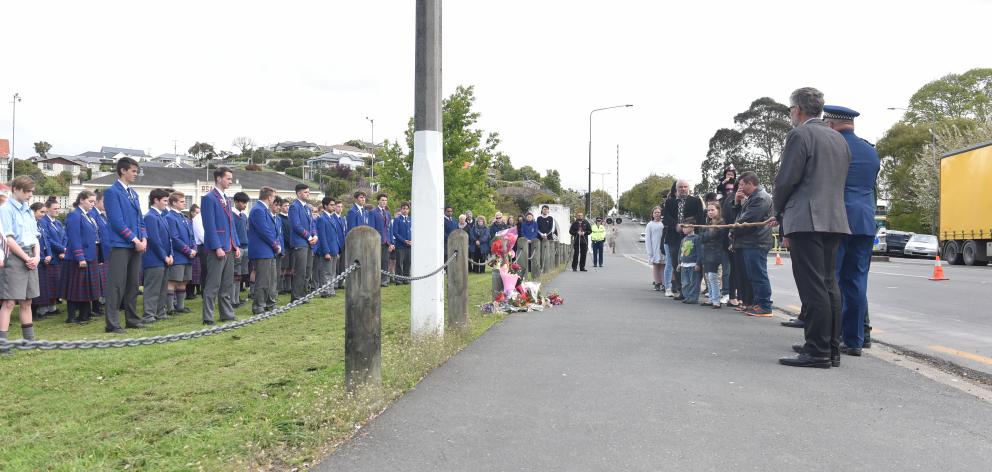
[192,213,205,245]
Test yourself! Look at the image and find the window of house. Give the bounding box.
[43,163,53,170]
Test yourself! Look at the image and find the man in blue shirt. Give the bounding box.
[392,202,412,284]
[141,189,174,324]
[288,184,318,303]
[248,187,282,314]
[0,176,42,352]
[103,157,149,333]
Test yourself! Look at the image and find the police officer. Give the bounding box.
[823,105,880,356]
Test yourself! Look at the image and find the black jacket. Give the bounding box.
[731,189,774,250]
[662,195,706,243]
[536,215,557,240]
[569,219,592,245]
[699,225,729,272]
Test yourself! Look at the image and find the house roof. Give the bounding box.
[101,146,149,157]
[275,141,319,148]
[309,152,364,163]
[87,167,307,191]
[73,155,105,164]
[35,155,84,167]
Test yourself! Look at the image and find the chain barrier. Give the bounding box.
[381,251,458,282]
[0,262,361,352]
[468,256,498,267]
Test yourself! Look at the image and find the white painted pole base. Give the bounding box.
[411,130,445,338]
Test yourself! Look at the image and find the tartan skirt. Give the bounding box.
[60,261,104,302]
[191,256,202,284]
[34,263,62,304]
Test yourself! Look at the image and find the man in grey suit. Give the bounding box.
[773,87,851,369]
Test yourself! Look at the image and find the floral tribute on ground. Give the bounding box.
[480,227,565,314]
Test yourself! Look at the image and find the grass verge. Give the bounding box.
[0,271,535,471]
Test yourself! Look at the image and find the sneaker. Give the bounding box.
[700,301,712,306]
[720,295,730,304]
[653,283,661,291]
[711,304,722,309]
[665,289,674,297]
[745,307,773,317]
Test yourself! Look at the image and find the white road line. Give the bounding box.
[872,271,929,279]
[623,254,652,267]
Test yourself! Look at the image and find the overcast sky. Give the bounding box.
[2,0,990,196]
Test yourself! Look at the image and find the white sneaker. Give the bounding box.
[665,289,674,297]
[720,294,729,304]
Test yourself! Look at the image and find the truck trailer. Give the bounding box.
[940,140,992,265]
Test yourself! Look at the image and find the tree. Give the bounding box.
[543,169,562,195]
[618,174,676,219]
[270,159,293,172]
[14,160,45,184]
[904,68,992,125]
[589,189,615,218]
[344,139,367,150]
[696,128,744,194]
[376,85,500,216]
[733,97,791,190]
[188,142,216,167]
[232,136,255,158]
[244,163,262,171]
[33,141,52,158]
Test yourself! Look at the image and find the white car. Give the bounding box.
[638,232,646,242]
[904,234,939,258]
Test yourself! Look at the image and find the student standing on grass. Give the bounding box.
[347,191,369,234]
[289,184,317,303]
[369,194,394,287]
[62,190,105,323]
[232,192,250,308]
[276,198,293,294]
[331,201,347,289]
[188,204,203,300]
[104,157,148,333]
[392,202,412,283]
[166,192,195,316]
[315,197,340,296]
[645,206,665,291]
[0,176,41,354]
[36,197,67,318]
[31,203,54,319]
[142,189,174,324]
[91,190,111,317]
[248,187,282,314]
[200,167,241,325]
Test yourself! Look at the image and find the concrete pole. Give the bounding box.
[411,0,444,338]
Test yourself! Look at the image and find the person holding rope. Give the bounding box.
[663,179,705,299]
[731,171,774,317]
[569,212,592,272]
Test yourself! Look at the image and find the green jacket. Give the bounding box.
[589,224,607,242]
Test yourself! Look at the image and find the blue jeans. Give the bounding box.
[741,248,771,311]
[720,251,732,296]
[706,272,721,305]
[680,266,700,302]
[592,240,605,266]
[663,244,674,289]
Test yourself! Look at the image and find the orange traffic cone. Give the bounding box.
[775,252,784,266]
[929,256,948,281]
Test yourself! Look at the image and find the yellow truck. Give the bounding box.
[940,140,992,265]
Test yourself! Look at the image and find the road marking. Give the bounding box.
[927,345,992,366]
[623,254,652,267]
[872,271,929,279]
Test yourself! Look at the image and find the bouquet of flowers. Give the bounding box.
[547,290,564,306]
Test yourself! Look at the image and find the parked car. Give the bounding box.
[873,228,887,254]
[638,232,646,242]
[885,230,913,256]
[903,233,939,258]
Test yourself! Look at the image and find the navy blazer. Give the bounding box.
[330,213,347,254]
[443,216,459,241]
[234,210,249,249]
[166,209,196,265]
[288,200,313,249]
[369,206,392,245]
[315,212,339,257]
[346,204,368,233]
[248,201,282,260]
[273,211,284,258]
[840,130,881,236]
[278,213,291,251]
[89,209,112,262]
[41,216,67,265]
[142,208,173,268]
[36,220,52,260]
[65,207,100,262]
[104,180,147,248]
[392,215,411,247]
[201,188,240,251]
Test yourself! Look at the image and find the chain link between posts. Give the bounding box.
[0,262,361,352]
[381,251,459,282]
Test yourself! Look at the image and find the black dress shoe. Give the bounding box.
[863,338,872,349]
[105,328,126,334]
[841,346,863,356]
[203,320,216,326]
[580,268,588,272]
[779,353,831,368]
[781,318,805,328]
[125,323,145,329]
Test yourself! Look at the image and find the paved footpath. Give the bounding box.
[317,228,992,471]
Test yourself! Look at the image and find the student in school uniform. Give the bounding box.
[37,197,68,317]
[200,168,241,325]
[314,197,339,297]
[248,187,282,314]
[331,201,348,289]
[392,202,412,284]
[288,184,317,302]
[31,203,53,319]
[141,189,174,324]
[188,204,202,300]
[0,176,43,352]
[62,190,105,324]
[346,191,369,233]
[277,198,293,294]
[232,192,251,307]
[90,190,112,316]
[166,192,195,316]
[103,157,148,333]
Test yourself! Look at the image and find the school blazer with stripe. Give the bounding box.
[104,180,147,248]
[315,212,339,257]
[248,201,282,260]
[142,209,173,269]
[166,209,196,265]
[65,207,100,262]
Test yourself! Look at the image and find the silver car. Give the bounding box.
[903,234,939,258]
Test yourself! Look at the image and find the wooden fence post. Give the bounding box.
[516,236,529,274]
[531,238,542,280]
[345,227,381,391]
[447,229,468,329]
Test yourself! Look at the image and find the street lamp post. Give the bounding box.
[366,116,375,185]
[11,93,22,181]
[588,104,632,215]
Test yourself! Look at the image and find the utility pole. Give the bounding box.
[11,93,22,181]
[410,0,444,338]
[366,116,375,185]
[616,144,620,214]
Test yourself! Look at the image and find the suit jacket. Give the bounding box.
[41,215,67,265]
[201,188,240,251]
[369,206,392,245]
[104,180,147,248]
[443,216,459,241]
[142,208,173,268]
[65,207,100,262]
[315,212,339,257]
[288,200,313,249]
[248,201,281,260]
[347,204,368,233]
[773,119,851,236]
[392,214,412,247]
[330,213,347,254]
[662,195,706,242]
[839,130,881,236]
[166,209,196,265]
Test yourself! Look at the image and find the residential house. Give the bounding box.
[151,153,197,166]
[303,151,365,180]
[0,138,9,179]
[30,154,84,180]
[100,146,151,160]
[271,141,321,152]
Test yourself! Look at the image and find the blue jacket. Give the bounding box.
[331,213,347,254]
[443,216,458,241]
[840,130,881,236]
[201,188,240,251]
[248,201,282,260]
[65,207,100,262]
[234,210,249,250]
[346,204,368,233]
[468,224,491,255]
[142,208,173,269]
[273,211,284,258]
[369,206,392,245]
[166,209,196,265]
[41,216,67,266]
[288,200,313,249]
[278,213,291,252]
[36,220,52,261]
[104,180,147,249]
[90,209,112,262]
[315,212,339,257]
[392,214,412,247]
[520,220,539,240]
[309,209,319,253]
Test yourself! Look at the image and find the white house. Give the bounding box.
[271,141,321,152]
[152,153,197,166]
[303,150,366,180]
[30,154,84,179]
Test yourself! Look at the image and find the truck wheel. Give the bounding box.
[962,240,988,266]
[943,241,964,265]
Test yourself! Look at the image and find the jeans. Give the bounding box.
[592,240,604,266]
[666,243,682,293]
[706,272,721,305]
[680,266,700,302]
[741,248,771,311]
[663,244,674,289]
[720,251,732,296]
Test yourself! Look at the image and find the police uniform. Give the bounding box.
[824,105,880,352]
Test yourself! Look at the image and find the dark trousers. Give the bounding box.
[290,247,309,300]
[471,250,487,274]
[380,244,391,284]
[336,252,347,288]
[395,246,411,280]
[591,241,604,266]
[666,243,682,293]
[731,249,752,304]
[720,251,732,296]
[837,234,874,348]
[105,247,142,330]
[790,232,843,358]
[571,239,588,270]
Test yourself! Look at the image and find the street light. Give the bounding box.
[588,104,632,215]
[10,92,22,181]
[366,116,375,185]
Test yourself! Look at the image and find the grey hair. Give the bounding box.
[790,87,824,117]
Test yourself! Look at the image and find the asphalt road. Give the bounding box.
[317,221,992,471]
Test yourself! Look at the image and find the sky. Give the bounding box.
[2,0,990,197]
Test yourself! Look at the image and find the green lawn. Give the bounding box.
[0,270,550,471]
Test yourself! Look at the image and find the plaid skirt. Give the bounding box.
[191,256,202,284]
[59,261,104,302]
[34,263,63,304]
